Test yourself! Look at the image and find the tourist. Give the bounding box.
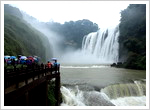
[47,61,52,68]
[53,60,60,72]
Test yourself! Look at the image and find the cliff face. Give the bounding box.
[4,4,52,62]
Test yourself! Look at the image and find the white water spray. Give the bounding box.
[60,86,85,106]
[82,26,119,63]
[60,81,146,106]
[61,26,119,64]
[22,12,64,59]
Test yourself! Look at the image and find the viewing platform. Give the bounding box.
[4,64,61,106]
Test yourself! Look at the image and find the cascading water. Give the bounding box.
[100,82,146,99]
[60,26,119,64]
[60,80,146,106]
[100,81,146,106]
[82,26,119,63]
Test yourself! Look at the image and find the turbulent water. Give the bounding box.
[60,65,146,106]
[59,26,146,106]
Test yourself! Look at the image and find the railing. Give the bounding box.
[4,64,61,106]
[4,64,60,89]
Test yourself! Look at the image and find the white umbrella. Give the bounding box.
[20,56,27,60]
[51,58,57,61]
[4,56,10,59]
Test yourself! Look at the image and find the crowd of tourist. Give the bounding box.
[4,55,40,65]
[4,55,60,71]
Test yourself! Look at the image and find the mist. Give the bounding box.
[60,26,119,65]
[60,49,113,65]
[20,12,102,64]
[19,10,121,65]
[21,12,65,61]
[21,12,120,65]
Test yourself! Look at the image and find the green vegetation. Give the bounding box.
[119,4,146,70]
[4,4,52,62]
[46,19,99,49]
[48,81,57,105]
[4,4,22,19]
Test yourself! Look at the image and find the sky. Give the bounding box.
[10,1,131,28]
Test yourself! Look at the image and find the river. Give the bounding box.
[59,64,146,106]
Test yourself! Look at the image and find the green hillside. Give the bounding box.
[119,4,146,69]
[4,5,52,62]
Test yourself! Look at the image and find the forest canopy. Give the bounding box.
[119,4,146,69]
[45,19,99,49]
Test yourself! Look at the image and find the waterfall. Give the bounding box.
[100,81,146,106]
[101,81,146,99]
[82,26,119,63]
[60,81,146,106]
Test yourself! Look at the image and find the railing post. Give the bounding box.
[45,80,48,106]
[38,65,40,79]
[4,67,7,89]
[50,66,52,75]
[21,64,23,70]
[41,63,44,77]
[45,65,47,76]
[55,72,60,105]
[25,67,28,84]
[14,65,16,72]
[16,71,19,89]
[32,65,35,81]
[25,92,29,105]
[57,67,59,72]
[4,73,7,89]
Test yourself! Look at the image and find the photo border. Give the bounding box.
[0,0,149,110]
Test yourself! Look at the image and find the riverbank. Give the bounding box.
[111,62,146,70]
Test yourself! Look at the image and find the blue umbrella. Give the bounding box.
[10,56,16,59]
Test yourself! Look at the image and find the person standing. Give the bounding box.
[53,60,60,72]
[47,61,52,68]
[47,61,52,74]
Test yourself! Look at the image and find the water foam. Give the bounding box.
[100,81,146,106]
[110,96,146,106]
[60,80,146,106]
[60,86,85,106]
[101,82,146,99]
[61,86,114,106]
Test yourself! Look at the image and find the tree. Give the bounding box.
[119,4,146,69]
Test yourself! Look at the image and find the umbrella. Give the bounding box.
[51,58,57,61]
[4,56,10,59]
[33,56,38,58]
[20,56,27,60]
[10,56,16,59]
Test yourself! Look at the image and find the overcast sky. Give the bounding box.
[10,1,131,28]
